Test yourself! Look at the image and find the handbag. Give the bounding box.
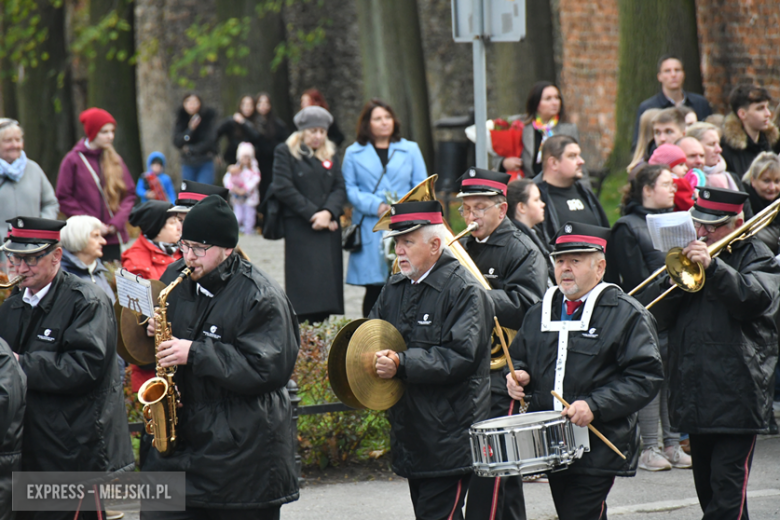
[259,185,285,240]
[342,150,395,252]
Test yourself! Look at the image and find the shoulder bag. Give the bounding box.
[342,150,395,252]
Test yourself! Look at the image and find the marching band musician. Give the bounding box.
[0,337,25,520]
[142,195,300,519]
[456,168,547,520]
[167,179,230,222]
[370,200,494,520]
[506,222,663,520]
[648,187,780,519]
[0,217,134,520]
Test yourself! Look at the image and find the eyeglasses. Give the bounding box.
[178,241,213,258]
[7,249,54,267]
[693,221,724,233]
[458,204,499,218]
[656,181,678,192]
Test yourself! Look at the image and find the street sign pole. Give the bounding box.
[472,0,488,169]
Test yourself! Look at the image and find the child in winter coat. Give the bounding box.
[137,151,176,203]
[223,141,260,234]
[649,143,703,211]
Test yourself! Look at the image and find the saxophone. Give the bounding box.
[137,268,192,456]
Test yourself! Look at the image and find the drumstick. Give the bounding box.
[493,317,526,409]
[550,390,626,460]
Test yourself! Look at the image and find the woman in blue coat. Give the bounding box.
[342,99,428,315]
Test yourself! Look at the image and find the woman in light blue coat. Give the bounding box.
[343,99,428,315]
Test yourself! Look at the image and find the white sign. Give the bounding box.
[452,0,526,42]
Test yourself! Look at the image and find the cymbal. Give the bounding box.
[114,300,145,366]
[328,319,368,409]
[120,279,166,365]
[345,319,406,411]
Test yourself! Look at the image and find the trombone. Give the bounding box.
[628,197,780,309]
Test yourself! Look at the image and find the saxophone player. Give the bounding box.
[0,217,133,520]
[142,195,300,520]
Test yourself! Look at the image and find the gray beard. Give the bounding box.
[559,282,580,297]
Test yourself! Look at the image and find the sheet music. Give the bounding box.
[646,212,697,252]
[115,269,155,317]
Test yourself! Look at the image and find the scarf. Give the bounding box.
[702,158,737,190]
[532,115,559,164]
[144,172,168,201]
[0,151,28,182]
[152,241,179,257]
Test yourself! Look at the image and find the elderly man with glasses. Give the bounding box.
[0,216,134,520]
[650,187,780,519]
[141,195,300,520]
[455,168,547,520]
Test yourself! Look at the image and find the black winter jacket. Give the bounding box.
[511,218,555,285]
[533,176,610,245]
[0,269,134,474]
[369,250,494,478]
[216,117,261,165]
[605,202,672,292]
[144,254,300,509]
[0,338,25,520]
[173,106,219,165]
[509,285,663,476]
[650,237,780,434]
[746,184,780,255]
[721,113,780,179]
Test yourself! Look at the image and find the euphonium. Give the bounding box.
[137,268,192,456]
[373,175,515,370]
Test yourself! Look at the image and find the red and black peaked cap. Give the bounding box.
[170,180,230,213]
[3,217,66,254]
[551,221,610,256]
[690,187,748,225]
[384,200,444,239]
[457,167,510,198]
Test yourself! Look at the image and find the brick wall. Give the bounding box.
[695,0,780,114]
[557,0,620,168]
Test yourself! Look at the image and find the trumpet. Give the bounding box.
[629,197,780,309]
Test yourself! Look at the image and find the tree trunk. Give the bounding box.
[608,0,702,173]
[88,0,143,178]
[491,0,557,117]
[356,0,434,170]
[216,1,292,126]
[14,0,75,184]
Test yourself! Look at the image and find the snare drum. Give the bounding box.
[470,411,586,477]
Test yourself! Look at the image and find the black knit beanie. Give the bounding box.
[182,194,239,248]
[129,200,173,239]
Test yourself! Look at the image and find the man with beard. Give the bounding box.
[506,222,663,520]
[369,200,493,520]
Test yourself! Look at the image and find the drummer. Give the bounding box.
[506,222,663,520]
[371,200,494,520]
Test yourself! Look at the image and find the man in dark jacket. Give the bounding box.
[0,217,134,520]
[456,168,547,520]
[0,337,25,520]
[632,54,713,150]
[649,187,780,519]
[370,200,493,520]
[507,222,663,520]
[142,195,300,519]
[534,135,610,244]
[721,85,779,178]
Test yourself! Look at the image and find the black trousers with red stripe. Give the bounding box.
[548,472,614,520]
[408,474,471,520]
[689,433,756,520]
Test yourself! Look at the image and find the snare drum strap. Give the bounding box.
[539,283,619,411]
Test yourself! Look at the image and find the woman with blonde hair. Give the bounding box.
[628,108,661,174]
[743,152,780,254]
[56,108,136,261]
[272,106,346,323]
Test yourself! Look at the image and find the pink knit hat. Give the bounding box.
[648,143,687,169]
[236,141,255,160]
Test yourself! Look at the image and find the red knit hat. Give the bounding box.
[79,108,116,140]
[648,143,687,169]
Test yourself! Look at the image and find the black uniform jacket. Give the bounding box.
[144,254,300,509]
[0,338,25,520]
[650,237,780,434]
[509,285,663,477]
[461,217,547,416]
[0,269,134,474]
[369,250,494,478]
